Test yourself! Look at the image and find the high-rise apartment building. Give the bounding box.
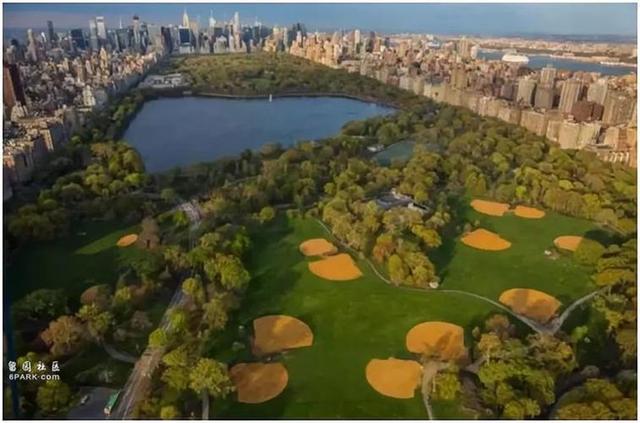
[516,77,536,106]
[558,78,582,114]
[3,63,27,110]
[602,90,634,126]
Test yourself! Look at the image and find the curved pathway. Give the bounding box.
[313,219,601,336]
[104,343,137,364]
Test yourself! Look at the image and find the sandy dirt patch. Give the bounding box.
[308,253,363,281]
[365,358,422,399]
[514,205,546,219]
[116,234,138,247]
[554,236,584,252]
[461,229,511,251]
[499,288,562,324]
[299,238,338,256]
[406,321,466,361]
[230,362,288,404]
[252,315,313,356]
[470,199,510,217]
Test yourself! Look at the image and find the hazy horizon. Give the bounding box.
[3,3,637,37]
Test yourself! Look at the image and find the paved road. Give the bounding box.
[110,200,201,419]
[67,387,117,420]
[103,344,137,364]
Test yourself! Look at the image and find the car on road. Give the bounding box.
[80,394,90,405]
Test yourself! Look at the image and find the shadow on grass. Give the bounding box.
[430,193,471,284]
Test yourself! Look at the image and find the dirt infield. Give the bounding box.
[514,205,546,219]
[299,238,338,256]
[461,229,511,251]
[499,288,562,323]
[470,199,510,217]
[365,358,422,399]
[116,234,138,247]
[554,236,584,252]
[406,321,466,361]
[308,253,363,281]
[252,315,314,355]
[230,362,288,404]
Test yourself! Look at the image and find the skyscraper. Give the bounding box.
[89,19,99,50]
[558,79,582,114]
[3,63,27,110]
[539,65,556,86]
[516,77,536,106]
[133,15,141,50]
[96,16,107,40]
[26,29,38,62]
[182,9,190,28]
[46,20,57,47]
[602,90,634,126]
[587,78,609,105]
[70,28,86,50]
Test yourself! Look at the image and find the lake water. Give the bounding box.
[123,96,395,172]
[477,50,636,76]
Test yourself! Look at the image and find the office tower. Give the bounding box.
[26,29,38,62]
[234,11,240,33]
[516,77,536,106]
[602,90,634,126]
[558,79,582,114]
[539,65,556,86]
[89,19,99,50]
[3,63,27,110]
[70,28,86,50]
[96,16,107,40]
[534,85,554,110]
[354,29,361,46]
[587,78,609,105]
[46,20,57,47]
[182,9,190,27]
[133,15,141,50]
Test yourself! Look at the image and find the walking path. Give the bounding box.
[103,343,137,364]
[420,361,449,420]
[313,219,602,336]
[111,200,202,420]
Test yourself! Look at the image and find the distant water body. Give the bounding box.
[123,96,395,172]
[478,50,636,76]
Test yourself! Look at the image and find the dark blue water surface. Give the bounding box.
[124,96,395,172]
[478,50,636,76]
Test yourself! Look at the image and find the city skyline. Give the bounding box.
[3,3,638,37]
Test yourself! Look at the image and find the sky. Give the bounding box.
[2,3,638,37]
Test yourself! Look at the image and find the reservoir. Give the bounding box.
[123,96,395,172]
[477,50,636,76]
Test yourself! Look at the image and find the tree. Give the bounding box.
[36,380,71,416]
[160,405,180,420]
[203,298,229,332]
[574,239,605,266]
[12,289,68,324]
[258,206,276,223]
[76,304,114,342]
[432,371,461,401]
[205,255,250,291]
[182,277,205,306]
[556,379,636,420]
[149,328,170,348]
[189,358,234,399]
[40,316,87,357]
[161,366,190,391]
[160,188,177,204]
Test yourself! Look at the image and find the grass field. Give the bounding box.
[432,201,610,306]
[5,220,146,304]
[209,206,605,419]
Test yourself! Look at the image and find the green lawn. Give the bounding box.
[5,220,146,304]
[211,216,503,418]
[209,209,603,419]
[432,203,609,306]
